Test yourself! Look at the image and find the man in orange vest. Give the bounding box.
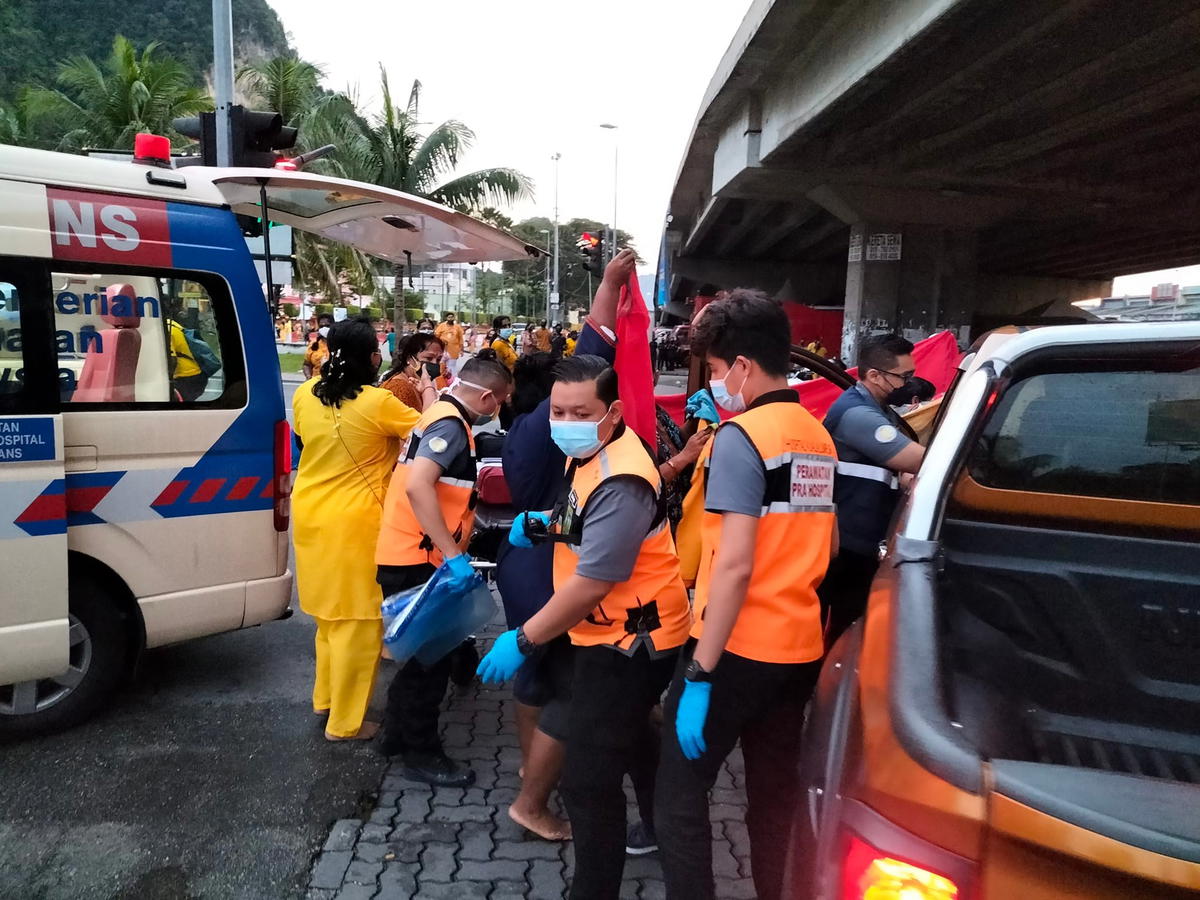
[655,292,838,900]
[375,356,512,786]
[477,355,691,900]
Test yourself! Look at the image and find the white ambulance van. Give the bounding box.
[0,143,537,737]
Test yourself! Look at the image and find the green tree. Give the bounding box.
[236,56,323,126]
[299,69,533,329]
[504,217,637,316]
[22,35,211,151]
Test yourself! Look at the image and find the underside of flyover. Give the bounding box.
[665,0,1200,358]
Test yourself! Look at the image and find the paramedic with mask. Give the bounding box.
[292,318,420,741]
[477,355,691,900]
[655,292,839,900]
[374,357,513,786]
[819,333,925,647]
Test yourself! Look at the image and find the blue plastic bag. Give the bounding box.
[382,561,496,665]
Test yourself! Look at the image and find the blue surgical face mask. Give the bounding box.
[499,328,513,339]
[550,409,611,458]
[710,364,748,413]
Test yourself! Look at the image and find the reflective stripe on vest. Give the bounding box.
[836,460,900,489]
[375,399,476,568]
[552,426,691,652]
[693,401,836,664]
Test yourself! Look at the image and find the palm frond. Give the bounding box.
[429,168,534,211]
[405,120,473,194]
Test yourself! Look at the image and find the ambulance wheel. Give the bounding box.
[0,577,130,740]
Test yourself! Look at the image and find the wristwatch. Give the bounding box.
[684,658,712,683]
[515,626,537,656]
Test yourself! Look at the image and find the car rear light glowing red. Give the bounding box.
[273,419,292,532]
[841,835,960,900]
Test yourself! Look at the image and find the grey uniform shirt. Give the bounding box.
[704,425,766,517]
[414,417,469,471]
[834,383,913,466]
[574,478,659,582]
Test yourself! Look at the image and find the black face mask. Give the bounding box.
[886,375,933,407]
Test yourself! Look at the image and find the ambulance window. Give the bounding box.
[0,280,27,405]
[49,268,243,407]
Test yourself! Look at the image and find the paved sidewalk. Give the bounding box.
[306,620,756,899]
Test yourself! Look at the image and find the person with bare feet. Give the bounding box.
[493,252,634,842]
[292,318,420,742]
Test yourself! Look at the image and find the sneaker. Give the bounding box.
[625,820,658,855]
[402,752,477,788]
[449,638,479,688]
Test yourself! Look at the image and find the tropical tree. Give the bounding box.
[299,69,533,328]
[22,35,211,151]
[0,105,29,147]
[236,56,324,128]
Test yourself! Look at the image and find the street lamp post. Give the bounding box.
[550,152,561,324]
[540,228,551,322]
[599,124,618,263]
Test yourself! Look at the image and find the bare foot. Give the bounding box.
[509,804,572,841]
[325,721,380,742]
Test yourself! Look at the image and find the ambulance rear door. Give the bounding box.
[0,248,70,692]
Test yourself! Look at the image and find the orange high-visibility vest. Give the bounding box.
[376,398,477,567]
[552,425,691,652]
[693,396,837,664]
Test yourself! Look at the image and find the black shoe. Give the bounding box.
[402,752,476,787]
[625,820,658,856]
[449,638,479,688]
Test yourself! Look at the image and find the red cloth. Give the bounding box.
[657,330,962,424]
[615,277,657,446]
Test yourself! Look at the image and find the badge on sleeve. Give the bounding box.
[428,436,449,454]
[874,425,899,444]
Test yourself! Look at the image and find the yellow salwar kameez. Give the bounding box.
[292,379,420,737]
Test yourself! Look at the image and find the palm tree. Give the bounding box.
[236,56,324,128]
[300,69,534,328]
[22,35,211,152]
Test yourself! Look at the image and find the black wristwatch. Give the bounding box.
[515,627,537,656]
[684,658,712,683]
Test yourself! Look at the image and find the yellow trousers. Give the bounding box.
[313,617,383,737]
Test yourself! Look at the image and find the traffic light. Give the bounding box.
[578,232,605,274]
[230,106,298,168]
[171,106,298,168]
[172,111,216,166]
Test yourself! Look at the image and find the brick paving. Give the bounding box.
[306,617,755,899]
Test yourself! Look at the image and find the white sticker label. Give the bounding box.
[790,454,835,509]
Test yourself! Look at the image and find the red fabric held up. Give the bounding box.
[614,277,657,447]
[656,330,962,425]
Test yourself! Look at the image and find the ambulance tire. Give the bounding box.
[0,576,130,740]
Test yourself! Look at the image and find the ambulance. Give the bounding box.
[0,142,538,737]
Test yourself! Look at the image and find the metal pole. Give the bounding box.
[550,152,560,325]
[612,143,619,262]
[211,0,235,166]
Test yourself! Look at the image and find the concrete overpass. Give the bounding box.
[662,0,1200,361]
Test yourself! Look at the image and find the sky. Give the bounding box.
[265,0,756,273]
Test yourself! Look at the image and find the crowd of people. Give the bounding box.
[289,247,931,900]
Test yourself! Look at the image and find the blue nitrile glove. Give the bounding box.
[445,553,476,591]
[675,679,713,760]
[508,511,551,549]
[685,390,719,424]
[476,629,528,684]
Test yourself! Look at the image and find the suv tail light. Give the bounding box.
[273,419,293,532]
[841,833,962,900]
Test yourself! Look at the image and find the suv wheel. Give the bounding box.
[0,576,130,739]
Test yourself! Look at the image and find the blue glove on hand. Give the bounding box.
[508,512,551,549]
[675,679,713,760]
[685,390,719,424]
[444,553,477,591]
[476,629,528,684]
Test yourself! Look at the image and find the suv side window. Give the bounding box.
[968,367,1200,505]
[48,266,243,407]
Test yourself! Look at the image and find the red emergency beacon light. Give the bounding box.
[133,133,172,168]
[273,157,299,171]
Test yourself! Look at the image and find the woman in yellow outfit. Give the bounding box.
[292,318,421,740]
